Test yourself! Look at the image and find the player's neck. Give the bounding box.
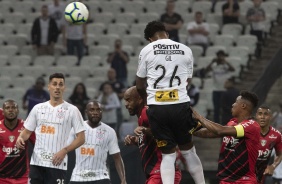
[4,119,18,130]
[261,126,270,135]
[136,104,145,117]
[49,98,64,107]
[237,114,253,124]
[87,121,101,128]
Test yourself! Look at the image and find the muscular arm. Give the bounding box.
[64,131,85,153]
[136,76,147,103]
[16,128,33,149]
[264,152,282,175]
[193,128,221,138]
[112,152,127,184]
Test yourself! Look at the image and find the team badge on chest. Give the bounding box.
[56,109,66,119]
[96,129,105,139]
[260,139,267,147]
[9,135,15,142]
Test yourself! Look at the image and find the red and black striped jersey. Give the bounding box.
[217,118,260,182]
[256,126,282,183]
[0,119,35,178]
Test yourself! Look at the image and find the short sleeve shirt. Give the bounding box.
[136,39,193,105]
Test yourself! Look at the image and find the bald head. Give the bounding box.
[124,86,141,100]
[124,86,144,116]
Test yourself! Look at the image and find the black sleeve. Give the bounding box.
[50,18,59,42]
[222,3,228,12]
[31,18,38,45]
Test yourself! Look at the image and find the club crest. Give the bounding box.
[260,139,267,146]
[96,129,105,139]
[9,136,15,142]
[56,109,66,119]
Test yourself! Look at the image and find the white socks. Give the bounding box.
[161,152,177,184]
[180,146,205,184]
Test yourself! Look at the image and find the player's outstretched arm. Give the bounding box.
[264,152,282,175]
[16,128,33,150]
[124,135,138,146]
[52,131,85,166]
[112,152,127,184]
[191,107,237,137]
[193,128,221,138]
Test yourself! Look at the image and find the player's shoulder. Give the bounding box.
[270,126,282,136]
[101,122,115,132]
[62,101,79,111]
[33,101,49,110]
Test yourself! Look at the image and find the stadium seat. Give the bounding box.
[89,45,111,58]
[2,88,25,103]
[87,88,98,99]
[21,65,45,78]
[214,34,234,50]
[139,13,159,26]
[214,1,226,15]
[99,1,122,15]
[206,13,222,28]
[56,56,78,67]
[0,76,12,89]
[1,66,21,78]
[0,1,12,14]
[115,12,136,25]
[84,77,107,89]
[127,56,139,69]
[85,1,100,13]
[65,76,82,91]
[193,99,208,117]
[67,66,91,79]
[237,35,257,55]
[122,45,134,56]
[87,23,106,36]
[24,12,40,24]
[239,1,253,16]
[3,12,25,25]
[221,24,243,40]
[122,34,142,50]
[0,23,16,36]
[206,45,227,57]
[13,76,35,89]
[89,67,108,78]
[86,33,96,46]
[6,34,28,48]
[80,56,102,67]
[107,23,128,36]
[175,1,190,14]
[11,1,34,14]
[0,45,18,57]
[189,45,204,63]
[17,23,32,39]
[0,55,8,67]
[208,23,220,44]
[196,56,214,69]
[191,1,212,17]
[94,34,119,48]
[146,1,166,15]
[261,1,279,21]
[20,45,34,56]
[33,56,55,67]
[229,46,250,66]
[123,1,145,15]
[179,34,187,45]
[0,34,5,45]
[129,23,147,36]
[93,12,114,25]
[268,0,282,10]
[47,66,68,77]
[225,56,242,77]
[64,88,73,100]
[9,55,32,67]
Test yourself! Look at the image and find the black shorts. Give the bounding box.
[29,165,66,184]
[147,102,196,150]
[69,179,111,184]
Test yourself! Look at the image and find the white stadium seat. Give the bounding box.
[33,56,55,67]
[107,23,128,36]
[21,65,45,78]
[115,12,136,25]
[9,55,32,67]
[123,1,145,15]
[237,35,258,55]
[214,34,234,50]
[221,24,243,40]
[206,45,227,57]
[56,56,78,67]
[0,45,18,57]
[80,56,102,67]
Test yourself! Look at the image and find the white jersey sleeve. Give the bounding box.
[108,128,120,155]
[136,47,148,78]
[67,128,76,145]
[24,104,39,131]
[71,106,86,134]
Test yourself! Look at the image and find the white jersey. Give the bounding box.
[136,39,193,105]
[69,121,120,182]
[24,101,85,170]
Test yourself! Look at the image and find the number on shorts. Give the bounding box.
[153,65,180,89]
[57,179,64,184]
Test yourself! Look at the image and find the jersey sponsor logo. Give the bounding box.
[9,135,15,142]
[2,145,20,155]
[0,128,6,133]
[223,137,239,148]
[156,139,167,148]
[269,134,278,139]
[154,50,184,55]
[40,125,55,134]
[258,148,271,158]
[153,44,180,50]
[40,151,54,161]
[137,133,145,148]
[80,147,95,156]
[165,55,172,61]
[155,89,179,102]
[260,139,267,146]
[79,170,96,178]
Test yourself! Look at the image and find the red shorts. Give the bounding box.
[0,177,28,184]
[146,170,182,184]
[220,181,257,184]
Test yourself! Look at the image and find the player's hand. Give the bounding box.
[263,165,275,175]
[134,126,146,136]
[124,135,137,145]
[16,137,26,150]
[52,149,67,166]
[190,107,202,121]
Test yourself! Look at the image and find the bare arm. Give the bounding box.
[193,128,221,138]
[165,20,183,30]
[264,152,282,175]
[52,131,85,166]
[136,76,147,103]
[107,52,115,64]
[119,51,129,64]
[191,107,237,137]
[112,152,127,184]
[16,128,33,149]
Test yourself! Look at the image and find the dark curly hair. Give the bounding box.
[240,90,259,109]
[144,21,166,41]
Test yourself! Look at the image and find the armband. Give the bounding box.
[234,125,244,138]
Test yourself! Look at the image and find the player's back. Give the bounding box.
[138,39,193,105]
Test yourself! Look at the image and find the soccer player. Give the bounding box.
[136,20,204,184]
[0,99,35,184]
[123,86,182,184]
[192,90,260,184]
[0,108,3,120]
[68,101,126,184]
[16,73,85,184]
[255,105,282,184]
